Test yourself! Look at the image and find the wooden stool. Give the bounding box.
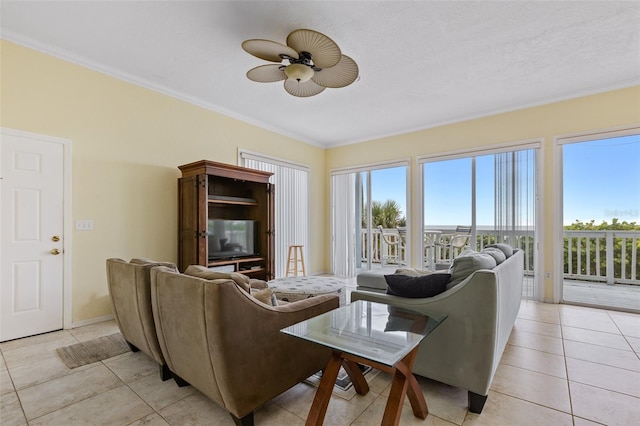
[286,245,306,277]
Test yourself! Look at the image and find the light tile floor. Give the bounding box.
[1,290,639,425]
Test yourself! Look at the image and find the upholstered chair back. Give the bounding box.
[184,264,268,291]
[150,265,338,424]
[106,258,177,379]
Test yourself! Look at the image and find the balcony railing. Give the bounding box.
[563,230,639,285]
[363,228,640,286]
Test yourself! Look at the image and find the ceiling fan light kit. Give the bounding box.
[242,29,359,97]
[284,63,314,83]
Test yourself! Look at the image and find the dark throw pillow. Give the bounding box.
[384,272,451,298]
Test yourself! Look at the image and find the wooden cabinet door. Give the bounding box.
[266,183,275,280]
[178,174,207,271]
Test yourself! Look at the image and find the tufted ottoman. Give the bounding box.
[267,276,346,306]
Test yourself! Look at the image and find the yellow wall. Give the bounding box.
[2,39,639,322]
[326,86,640,301]
[1,40,326,322]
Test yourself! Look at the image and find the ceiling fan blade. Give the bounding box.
[246,65,286,83]
[242,39,299,62]
[312,55,359,88]
[284,79,326,97]
[286,29,341,68]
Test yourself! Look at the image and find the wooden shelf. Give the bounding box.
[208,195,258,206]
[208,256,264,266]
[207,257,266,276]
[238,267,265,276]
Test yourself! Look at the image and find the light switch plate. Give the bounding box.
[75,219,94,231]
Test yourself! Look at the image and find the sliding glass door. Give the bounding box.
[559,130,640,311]
[332,163,409,276]
[422,144,539,299]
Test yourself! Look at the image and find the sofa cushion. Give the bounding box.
[485,243,513,258]
[249,279,269,290]
[129,258,177,270]
[250,287,278,306]
[385,272,451,298]
[184,265,251,292]
[357,267,397,291]
[394,267,432,276]
[481,247,507,265]
[447,251,497,289]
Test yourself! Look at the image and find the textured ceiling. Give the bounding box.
[2,1,639,147]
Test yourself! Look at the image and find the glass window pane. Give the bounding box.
[424,158,471,228]
[475,155,495,232]
[371,167,407,228]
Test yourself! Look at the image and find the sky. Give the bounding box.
[369,134,640,228]
[563,135,640,226]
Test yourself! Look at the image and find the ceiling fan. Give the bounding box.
[242,29,359,97]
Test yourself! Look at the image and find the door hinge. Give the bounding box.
[196,231,207,239]
[193,175,206,188]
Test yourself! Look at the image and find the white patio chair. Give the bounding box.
[378,225,404,265]
[434,225,472,268]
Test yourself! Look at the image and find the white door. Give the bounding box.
[1,129,65,341]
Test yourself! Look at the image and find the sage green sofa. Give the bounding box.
[149,265,339,426]
[351,248,524,414]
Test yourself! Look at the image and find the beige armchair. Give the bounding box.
[150,266,339,426]
[105,258,177,381]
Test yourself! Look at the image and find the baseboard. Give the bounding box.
[70,314,114,329]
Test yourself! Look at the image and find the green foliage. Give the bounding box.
[564,219,640,280]
[564,218,639,231]
[364,199,407,228]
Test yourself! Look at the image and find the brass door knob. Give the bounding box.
[51,248,60,255]
[52,236,60,242]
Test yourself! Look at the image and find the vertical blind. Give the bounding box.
[240,152,310,278]
[494,150,536,243]
[331,173,357,277]
[494,149,537,299]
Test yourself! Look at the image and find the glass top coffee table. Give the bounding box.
[282,300,446,425]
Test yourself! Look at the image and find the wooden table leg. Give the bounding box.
[306,351,343,426]
[342,359,369,395]
[396,354,428,418]
[381,366,409,426]
[381,348,427,425]
[307,347,428,425]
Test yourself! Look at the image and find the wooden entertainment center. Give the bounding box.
[177,160,274,280]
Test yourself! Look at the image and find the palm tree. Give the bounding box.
[366,199,406,228]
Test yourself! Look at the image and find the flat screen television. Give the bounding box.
[208,219,258,260]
